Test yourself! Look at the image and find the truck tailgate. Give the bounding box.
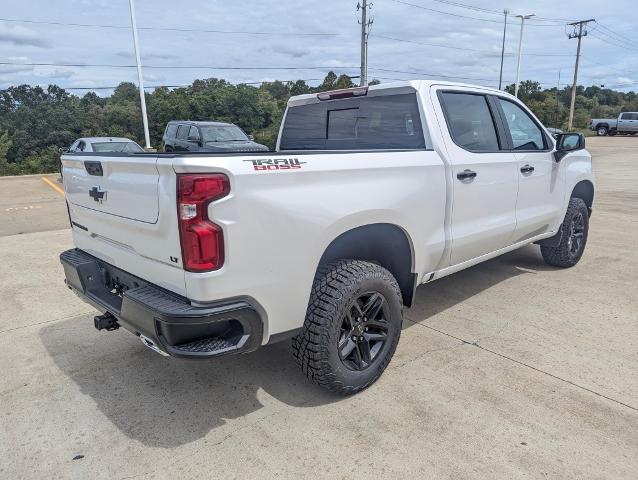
[61,154,186,295]
[64,154,159,223]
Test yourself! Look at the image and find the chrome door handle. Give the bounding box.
[520,164,535,175]
[457,169,477,182]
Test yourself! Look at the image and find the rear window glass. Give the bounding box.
[91,142,132,152]
[279,93,426,150]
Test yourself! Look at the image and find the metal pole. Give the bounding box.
[128,0,151,149]
[360,0,368,86]
[567,20,594,130]
[498,9,508,90]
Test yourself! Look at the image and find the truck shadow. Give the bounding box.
[405,244,553,328]
[39,244,552,449]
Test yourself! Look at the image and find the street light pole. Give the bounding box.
[498,9,509,90]
[128,0,151,149]
[514,13,534,98]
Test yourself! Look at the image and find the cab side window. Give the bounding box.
[439,92,500,152]
[498,98,546,151]
[188,126,200,140]
[177,125,189,140]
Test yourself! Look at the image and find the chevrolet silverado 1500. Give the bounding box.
[60,80,595,394]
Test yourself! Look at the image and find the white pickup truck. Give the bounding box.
[60,80,595,394]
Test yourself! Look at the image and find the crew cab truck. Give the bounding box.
[59,80,595,395]
[590,112,638,136]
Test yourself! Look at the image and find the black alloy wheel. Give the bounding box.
[338,291,389,371]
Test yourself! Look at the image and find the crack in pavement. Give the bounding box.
[404,317,638,413]
[0,311,94,335]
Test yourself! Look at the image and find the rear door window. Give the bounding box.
[439,92,500,152]
[188,126,200,140]
[177,125,189,140]
[280,93,426,150]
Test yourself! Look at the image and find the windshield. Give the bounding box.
[92,142,144,153]
[200,125,248,142]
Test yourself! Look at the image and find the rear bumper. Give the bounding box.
[59,249,263,359]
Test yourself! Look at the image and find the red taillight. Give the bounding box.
[177,173,230,272]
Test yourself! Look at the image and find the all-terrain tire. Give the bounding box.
[596,126,608,136]
[541,197,589,268]
[292,260,403,395]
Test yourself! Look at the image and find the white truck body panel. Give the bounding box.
[61,80,595,345]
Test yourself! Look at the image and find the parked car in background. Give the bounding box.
[66,137,145,153]
[590,112,638,136]
[163,121,269,152]
[60,81,594,395]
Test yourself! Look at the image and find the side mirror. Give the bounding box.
[59,147,69,153]
[553,133,585,162]
[248,134,254,141]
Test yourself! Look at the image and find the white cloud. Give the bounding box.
[0,24,49,48]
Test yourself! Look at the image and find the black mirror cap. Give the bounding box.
[554,133,585,162]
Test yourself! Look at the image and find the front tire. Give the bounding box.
[541,198,589,268]
[292,260,403,395]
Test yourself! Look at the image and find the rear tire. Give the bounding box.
[596,126,608,136]
[292,260,403,395]
[541,198,589,268]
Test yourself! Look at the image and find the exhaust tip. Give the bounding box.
[139,334,169,356]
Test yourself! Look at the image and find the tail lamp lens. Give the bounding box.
[176,174,230,272]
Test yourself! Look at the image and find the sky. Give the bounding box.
[0,0,637,94]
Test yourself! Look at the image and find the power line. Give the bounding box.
[593,21,638,49]
[372,33,575,56]
[0,17,339,37]
[388,0,567,26]
[369,67,506,83]
[588,27,638,52]
[43,78,326,91]
[0,61,360,71]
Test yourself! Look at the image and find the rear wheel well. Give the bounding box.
[571,180,594,215]
[317,224,416,307]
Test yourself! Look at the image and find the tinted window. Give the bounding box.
[165,124,178,139]
[621,112,638,120]
[200,125,248,142]
[188,126,200,140]
[498,98,546,150]
[92,142,131,152]
[177,125,189,140]
[124,142,144,153]
[440,93,500,152]
[280,93,426,150]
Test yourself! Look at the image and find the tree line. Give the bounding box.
[1,72,636,176]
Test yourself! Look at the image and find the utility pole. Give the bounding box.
[567,19,595,131]
[358,1,373,86]
[128,0,151,149]
[514,14,534,98]
[498,9,509,90]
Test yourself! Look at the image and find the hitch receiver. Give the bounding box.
[94,312,119,331]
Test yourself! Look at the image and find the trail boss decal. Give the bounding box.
[243,158,306,171]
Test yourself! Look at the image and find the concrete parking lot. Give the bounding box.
[1,137,637,479]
